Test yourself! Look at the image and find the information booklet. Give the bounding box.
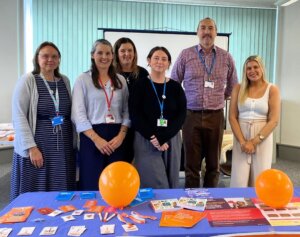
[80,192,96,199]
[137,188,154,199]
[178,197,207,211]
[160,209,206,227]
[129,188,154,207]
[55,192,75,201]
[150,199,181,213]
[0,206,34,223]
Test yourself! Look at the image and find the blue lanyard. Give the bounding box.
[196,46,216,80]
[40,74,60,115]
[149,76,167,118]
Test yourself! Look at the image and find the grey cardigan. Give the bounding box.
[12,72,73,157]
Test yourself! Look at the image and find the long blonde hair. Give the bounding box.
[238,55,268,103]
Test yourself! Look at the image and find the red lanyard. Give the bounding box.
[98,79,114,111]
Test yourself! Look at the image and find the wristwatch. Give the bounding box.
[258,133,265,141]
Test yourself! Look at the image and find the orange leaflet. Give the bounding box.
[0,206,34,223]
[160,209,206,228]
[59,205,77,212]
[87,206,105,213]
[83,200,97,208]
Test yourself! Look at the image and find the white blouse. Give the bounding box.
[238,83,271,120]
[71,71,130,133]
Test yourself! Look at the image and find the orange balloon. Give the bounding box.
[255,169,293,208]
[99,161,140,208]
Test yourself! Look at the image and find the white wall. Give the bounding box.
[277,1,300,147]
[0,0,22,123]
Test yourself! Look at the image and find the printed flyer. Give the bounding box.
[205,198,269,227]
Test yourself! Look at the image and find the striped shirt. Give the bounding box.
[171,44,238,110]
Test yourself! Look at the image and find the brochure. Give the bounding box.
[178,197,207,211]
[55,192,75,201]
[80,192,96,199]
[0,206,34,224]
[150,199,181,213]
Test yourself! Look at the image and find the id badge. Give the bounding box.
[157,118,168,127]
[51,115,64,127]
[105,114,116,124]
[204,81,214,88]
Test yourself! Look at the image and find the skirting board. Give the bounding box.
[277,143,300,162]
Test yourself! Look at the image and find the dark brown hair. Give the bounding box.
[147,46,172,65]
[32,41,62,77]
[113,37,139,78]
[90,39,122,89]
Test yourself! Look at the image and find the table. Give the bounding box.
[1,188,300,236]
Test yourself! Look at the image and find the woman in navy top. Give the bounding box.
[130,46,186,189]
[113,37,149,163]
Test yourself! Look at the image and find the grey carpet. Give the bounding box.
[0,172,10,210]
[0,158,299,211]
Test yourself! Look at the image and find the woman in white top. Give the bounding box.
[72,39,130,190]
[229,55,280,187]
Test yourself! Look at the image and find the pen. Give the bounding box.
[103,212,108,222]
[106,213,116,222]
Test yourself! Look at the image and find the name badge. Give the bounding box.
[157,118,168,127]
[204,81,214,88]
[105,114,116,124]
[51,115,64,127]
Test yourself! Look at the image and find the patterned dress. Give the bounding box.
[10,75,76,200]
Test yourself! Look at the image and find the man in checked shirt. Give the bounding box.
[171,17,238,188]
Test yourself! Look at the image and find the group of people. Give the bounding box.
[10,17,280,201]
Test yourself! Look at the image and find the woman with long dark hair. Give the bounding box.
[72,39,130,190]
[113,37,148,163]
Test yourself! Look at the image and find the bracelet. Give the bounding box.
[120,130,127,133]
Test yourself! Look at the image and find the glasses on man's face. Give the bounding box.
[39,54,60,60]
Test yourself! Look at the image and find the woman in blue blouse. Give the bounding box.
[72,39,130,190]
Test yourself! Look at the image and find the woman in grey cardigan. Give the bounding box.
[10,42,76,200]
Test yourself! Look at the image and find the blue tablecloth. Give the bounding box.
[1,188,300,236]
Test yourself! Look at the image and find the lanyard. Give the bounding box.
[195,46,216,80]
[40,74,59,115]
[149,76,167,118]
[99,79,114,111]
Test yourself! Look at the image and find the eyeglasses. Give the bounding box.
[39,54,60,60]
